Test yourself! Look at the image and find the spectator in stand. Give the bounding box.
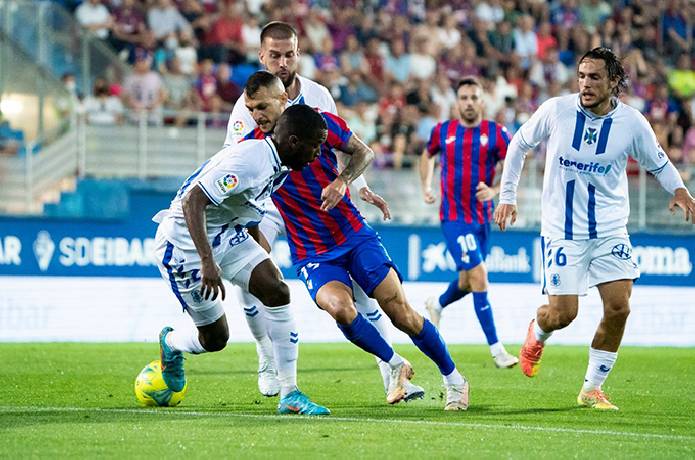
[110,0,147,56]
[535,22,557,60]
[122,49,166,124]
[578,0,611,33]
[147,0,192,48]
[304,8,331,54]
[488,20,514,66]
[513,14,537,70]
[179,0,211,44]
[431,71,457,119]
[161,57,198,126]
[0,110,19,156]
[363,37,386,93]
[475,0,504,26]
[669,54,695,100]
[75,0,112,40]
[83,77,124,125]
[215,63,242,112]
[384,38,412,85]
[241,15,262,63]
[194,58,218,113]
[339,35,367,75]
[645,84,679,126]
[201,1,245,64]
[438,15,462,51]
[661,0,690,61]
[173,29,198,77]
[409,36,436,81]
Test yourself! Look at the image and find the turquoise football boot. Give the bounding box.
[277,389,331,416]
[159,326,186,392]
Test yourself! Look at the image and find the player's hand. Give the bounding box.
[669,187,695,224]
[475,182,496,201]
[321,177,348,211]
[200,260,225,301]
[494,203,517,231]
[359,187,391,220]
[423,187,436,204]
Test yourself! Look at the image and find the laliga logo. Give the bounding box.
[33,231,55,271]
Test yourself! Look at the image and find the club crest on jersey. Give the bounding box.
[215,174,239,194]
[611,244,632,260]
[550,273,561,287]
[480,134,488,146]
[584,127,598,145]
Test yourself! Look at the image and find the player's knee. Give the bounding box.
[604,301,630,323]
[555,308,578,329]
[200,331,229,352]
[390,304,420,335]
[258,280,290,307]
[320,292,357,324]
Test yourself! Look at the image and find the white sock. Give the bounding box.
[534,320,553,343]
[165,327,206,354]
[582,347,618,392]
[442,368,465,386]
[239,290,274,361]
[264,304,298,398]
[354,283,392,390]
[387,353,404,368]
[489,341,504,356]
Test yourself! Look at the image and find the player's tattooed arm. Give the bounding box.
[321,134,375,211]
[182,186,226,301]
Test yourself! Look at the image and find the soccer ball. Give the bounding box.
[134,360,188,407]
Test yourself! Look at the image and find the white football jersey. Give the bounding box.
[154,138,289,250]
[223,74,337,146]
[501,94,671,240]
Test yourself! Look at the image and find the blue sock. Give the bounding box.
[438,280,469,309]
[473,291,499,345]
[410,319,455,375]
[337,313,395,362]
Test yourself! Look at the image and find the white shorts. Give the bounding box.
[541,235,640,296]
[259,199,286,247]
[154,226,270,326]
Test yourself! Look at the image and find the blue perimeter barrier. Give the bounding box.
[0,216,692,286]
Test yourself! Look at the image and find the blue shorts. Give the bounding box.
[296,231,402,302]
[442,220,491,271]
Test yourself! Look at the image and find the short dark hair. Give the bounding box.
[579,47,628,96]
[260,21,297,43]
[245,70,282,98]
[276,104,326,138]
[457,76,483,91]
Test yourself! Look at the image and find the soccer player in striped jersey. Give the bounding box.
[419,77,519,369]
[224,22,394,398]
[242,80,469,411]
[495,48,695,410]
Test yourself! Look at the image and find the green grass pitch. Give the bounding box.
[1,343,693,458]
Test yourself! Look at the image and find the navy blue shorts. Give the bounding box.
[297,232,402,302]
[442,220,491,271]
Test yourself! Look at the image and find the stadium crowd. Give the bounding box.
[56,0,694,176]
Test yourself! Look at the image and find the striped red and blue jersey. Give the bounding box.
[426,119,510,224]
[243,111,366,263]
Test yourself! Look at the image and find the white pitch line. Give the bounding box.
[1,406,693,443]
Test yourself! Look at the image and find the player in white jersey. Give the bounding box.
[224,22,405,400]
[153,101,331,415]
[494,48,695,410]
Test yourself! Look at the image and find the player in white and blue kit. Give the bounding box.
[152,102,330,415]
[495,48,695,410]
[225,22,414,401]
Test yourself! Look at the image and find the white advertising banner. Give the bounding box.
[1,278,693,346]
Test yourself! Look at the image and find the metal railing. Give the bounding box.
[1,108,693,234]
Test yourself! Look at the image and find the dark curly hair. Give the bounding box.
[579,47,629,96]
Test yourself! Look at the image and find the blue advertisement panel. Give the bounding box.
[0,217,693,286]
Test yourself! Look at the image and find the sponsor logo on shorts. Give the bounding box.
[611,244,632,260]
[215,174,239,194]
[550,273,561,286]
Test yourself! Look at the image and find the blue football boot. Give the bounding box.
[277,389,331,416]
[159,326,186,392]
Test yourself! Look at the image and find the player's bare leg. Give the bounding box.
[373,269,469,410]
[317,281,413,404]
[520,295,578,377]
[578,279,632,411]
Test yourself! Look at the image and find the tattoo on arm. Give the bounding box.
[338,134,375,185]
